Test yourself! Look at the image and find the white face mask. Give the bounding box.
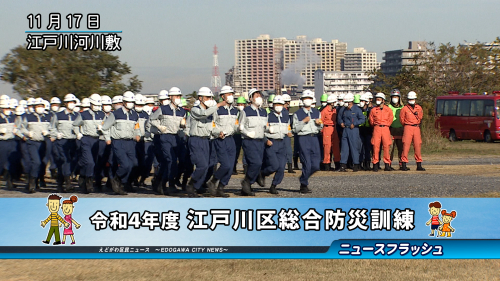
[28,107,34,113]
[376,100,383,105]
[408,100,416,105]
[338,101,344,107]
[125,102,134,110]
[74,106,80,112]
[103,105,112,113]
[135,106,143,112]
[113,104,122,110]
[253,97,263,107]
[3,110,11,116]
[237,105,245,111]
[67,103,76,111]
[226,95,234,104]
[343,102,349,107]
[92,105,101,112]
[51,105,59,112]
[392,97,399,104]
[303,99,313,107]
[162,99,170,106]
[322,102,327,107]
[359,101,365,108]
[274,105,283,113]
[172,98,181,106]
[144,105,152,114]
[35,107,45,114]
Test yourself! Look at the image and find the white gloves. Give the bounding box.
[27,132,33,138]
[180,118,186,126]
[42,130,49,136]
[12,128,17,134]
[246,131,256,138]
[57,133,64,139]
[97,124,103,131]
[0,128,6,134]
[158,125,168,133]
[77,133,83,140]
[268,126,275,134]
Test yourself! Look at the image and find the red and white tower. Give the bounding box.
[211,45,221,94]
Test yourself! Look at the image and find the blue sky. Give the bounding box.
[0,0,498,96]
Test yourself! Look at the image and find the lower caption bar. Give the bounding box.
[1,240,500,258]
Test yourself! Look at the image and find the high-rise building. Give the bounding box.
[381,41,427,76]
[343,48,381,72]
[314,69,373,98]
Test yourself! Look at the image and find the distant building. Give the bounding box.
[381,41,427,76]
[343,47,380,72]
[314,70,373,99]
[224,66,235,88]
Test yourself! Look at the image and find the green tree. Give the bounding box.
[0,45,142,99]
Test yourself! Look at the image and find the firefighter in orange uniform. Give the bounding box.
[321,95,341,171]
[400,91,425,171]
[369,93,393,172]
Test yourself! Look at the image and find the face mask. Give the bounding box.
[92,105,101,112]
[338,101,344,107]
[172,98,181,106]
[322,102,327,107]
[274,106,283,113]
[376,100,382,105]
[237,105,245,111]
[67,103,76,111]
[35,107,45,114]
[253,97,263,107]
[303,99,313,107]
[135,106,143,112]
[28,107,34,113]
[113,104,122,110]
[392,98,399,104]
[226,95,234,104]
[162,100,170,106]
[359,101,365,108]
[51,105,59,112]
[203,99,215,107]
[74,106,80,112]
[408,100,416,105]
[343,102,349,107]
[103,105,112,113]
[143,105,151,114]
[3,110,11,116]
[125,102,134,110]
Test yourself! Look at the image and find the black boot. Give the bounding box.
[352,164,360,172]
[325,163,331,171]
[241,176,255,196]
[243,164,248,175]
[110,177,121,195]
[64,176,72,192]
[206,176,218,197]
[363,160,371,171]
[299,183,311,194]
[232,164,238,175]
[269,184,279,195]
[86,177,94,193]
[373,162,379,172]
[384,163,392,171]
[79,176,88,193]
[151,176,160,193]
[417,162,426,171]
[334,162,340,171]
[181,177,188,191]
[94,179,102,192]
[4,171,14,190]
[256,172,265,187]
[50,169,57,179]
[401,162,409,171]
[118,178,128,195]
[168,180,180,194]
[28,176,36,193]
[320,163,325,171]
[338,164,347,172]
[293,157,300,170]
[186,179,199,198]
[39,177,46,188]
[287,163,296,174]
[216,182,229,198]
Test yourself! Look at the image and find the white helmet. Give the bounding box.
[365,92,373,99]
[158,90,169,100]
[338,93,345,100]
[220,85,234,94]
[75,98,81,106]
[134,94,146,105]
[81,98,91,107]
[145,97,155,105]
[272,95,285,105]
[50,97,61,104]
[375,92,386,100]
[343,93,354,103]
[27,98,36,106]
[299,100,304,107]
[112,95,123,104]
[9,98,18,109]
[122,91,135,102]
[197,87,213,97]
[89,93,102,106]
[360,93,370,102]
[15,105,25,116]
[327,94,337,104]
[0,95,10,102]
[408,91,417,100]
[248,88,261,98]
[19,100,28,108]
[168,87,182,97]
[312,97,317,104]
[64,94,78,102]
[42,100,50,110]
[301,90,314,99]
[101,95,112,105]
[32,97,43,105]
[0,96,10,109]
[282,94,291,102]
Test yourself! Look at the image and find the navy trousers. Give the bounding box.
[213,136,236,186]
[298,135,321,186]
[242,138,265,184]
[262,139,286,186]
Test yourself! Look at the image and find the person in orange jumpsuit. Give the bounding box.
[369,93,393,172]
[321,95,341,171]
[399,91,425,171]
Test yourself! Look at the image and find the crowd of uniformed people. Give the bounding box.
[0,86,425,197]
